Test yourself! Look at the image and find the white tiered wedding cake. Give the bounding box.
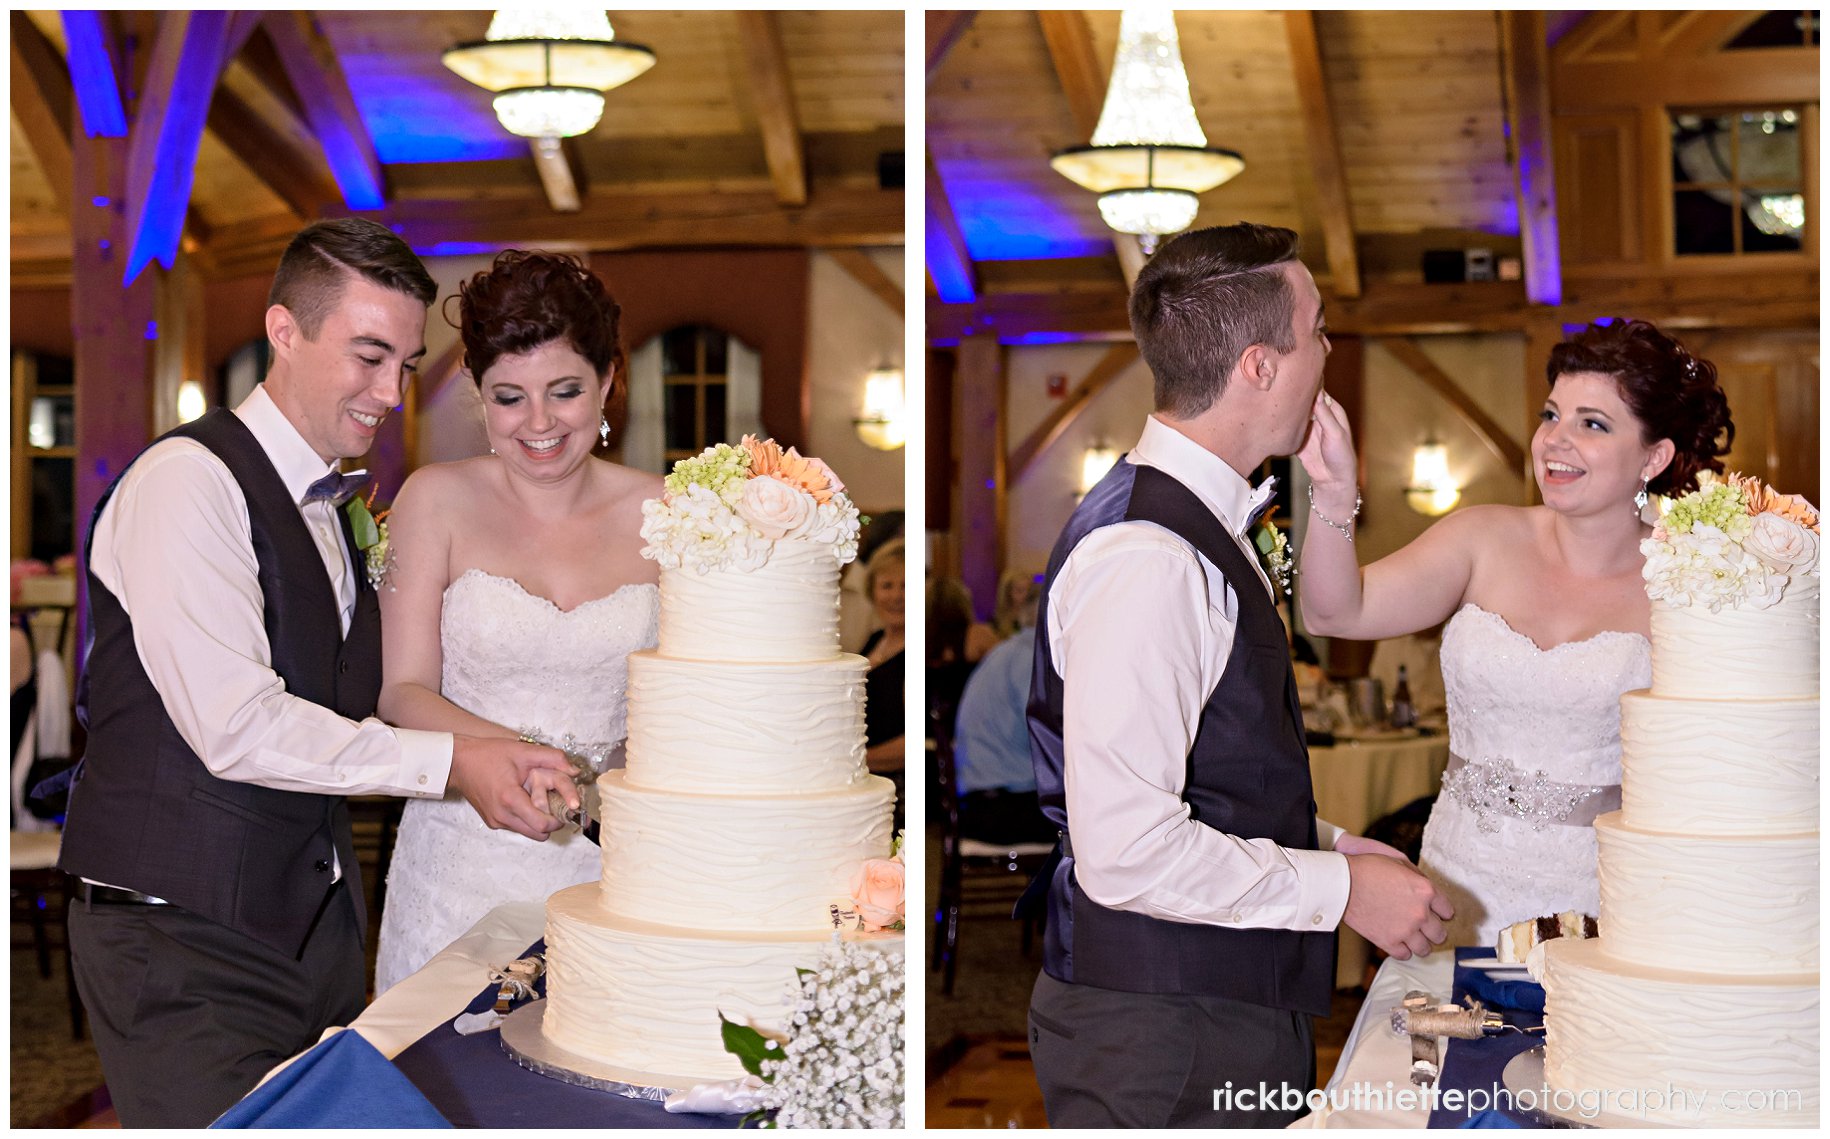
[540,439,899,1084]
[1539,472,1820,1128]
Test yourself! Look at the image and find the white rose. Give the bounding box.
[1744,511,1820,574]
[735,475,816,540]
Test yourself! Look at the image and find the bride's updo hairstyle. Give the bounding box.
[1546,318,1733,496]
[451,250,625,386]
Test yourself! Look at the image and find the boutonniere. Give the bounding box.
[1252,509,1294,596]
[345,488,394,590]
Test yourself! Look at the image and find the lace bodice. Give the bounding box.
[1419,604,1651,946]
[374,571,658,993]
[439,570,658,752]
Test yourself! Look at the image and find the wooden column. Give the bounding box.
[150,249,206,437]
[1521,316,1564,505]
[955,335,1005,620]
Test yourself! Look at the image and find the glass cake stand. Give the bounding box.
[1502,1046,1674,1128]
[499,999,711,1101]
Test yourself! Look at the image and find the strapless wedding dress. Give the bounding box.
[1417,604,1650,948]
[374,570,658,994]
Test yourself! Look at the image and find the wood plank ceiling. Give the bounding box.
[10,10,905,286]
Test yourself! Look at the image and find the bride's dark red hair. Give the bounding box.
[449,251,625,385]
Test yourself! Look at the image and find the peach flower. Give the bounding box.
[741,434,784,479]
[775,447,844,505]
[848,858,905,932]
[1758,484,1820,532]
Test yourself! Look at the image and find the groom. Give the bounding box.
[59,218,580,1127]
[1025,223,1452,1127]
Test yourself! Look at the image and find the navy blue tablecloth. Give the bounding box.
[1427,947,1544,1128]
[390,938,745,1128]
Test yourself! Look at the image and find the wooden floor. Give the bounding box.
[926,994,1361,1128]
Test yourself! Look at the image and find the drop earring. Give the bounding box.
[1633,478,1649,515]
[599,416,611,446]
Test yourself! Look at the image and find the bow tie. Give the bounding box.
[1242,475,1278,531]
[301,469,369,507]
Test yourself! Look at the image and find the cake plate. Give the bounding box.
[1501,1046,1673,1129]
[499,999,712,1101]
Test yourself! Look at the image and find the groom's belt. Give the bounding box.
[1440,752,1621,831]
[76,880,174,907]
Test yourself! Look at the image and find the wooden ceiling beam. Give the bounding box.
[261,11,387,210]
[11,14,75,209]
[1036,11,1106,137]
[1284,12,1362,299]
[59,10,130,138]
[1009,343,1141,479]
[123,11,232,284]
[1553,48,1816,111]
[925,158,978,304]
[1379,337,1527,473]
[1499,11,1563,307]
[206,86,342,223]
[826,249,904,315]
[529,139,584,213]
[1658,11,1764,56]
[925,11,976,82]
[736,11,809,207]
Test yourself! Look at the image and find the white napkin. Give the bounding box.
[664,1074,766,1115]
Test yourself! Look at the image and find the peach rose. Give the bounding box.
[1744,511,1820,574]
[775,447,843,504]
[1759,484,1820,532]
[735,474,815,540]
[741,434,784,479]
[849,857,905,932]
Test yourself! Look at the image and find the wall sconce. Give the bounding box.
[853,365,905,451]
[177,380,207,424]
[1081,444,1120,495]
[1405,441,1461,516]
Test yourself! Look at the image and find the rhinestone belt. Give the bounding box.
[1440,752,1619,834]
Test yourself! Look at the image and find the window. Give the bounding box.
[661,324,731,462]
[1670,108,1805,256]
[12,351,77,563]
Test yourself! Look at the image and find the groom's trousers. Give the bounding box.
[1029,971,1316,1128]
[67,877,365,1128]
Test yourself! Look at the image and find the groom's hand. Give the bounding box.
[1334,833,1412,864]
[1342,854,1453,961]
[448,736,578,840]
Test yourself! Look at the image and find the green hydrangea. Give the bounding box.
[664,444,751,506]
[1662,481,1751,539]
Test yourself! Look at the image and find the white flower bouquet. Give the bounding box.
[641,437,861,574]
[1641,470,1819,612]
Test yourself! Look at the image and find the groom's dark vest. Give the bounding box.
[60,409,378,958]
[1027,460,1334,1017]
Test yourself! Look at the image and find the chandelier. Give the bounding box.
[443,10,656,140]
[1050,6,1242,252]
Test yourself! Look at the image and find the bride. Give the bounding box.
[374,252,661,992]
[1297,319,1732,946]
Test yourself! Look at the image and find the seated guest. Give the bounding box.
[841,510,903,653]
[952,585,1056,845]
[862,540,906,776]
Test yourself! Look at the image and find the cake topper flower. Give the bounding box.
[643,439,861,574]
[1642,470,1818,612]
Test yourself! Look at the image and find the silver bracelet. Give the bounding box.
[1308,483,1362,542]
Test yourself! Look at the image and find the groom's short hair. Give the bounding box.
[268,218,437,338]
[1129,223,1302,418]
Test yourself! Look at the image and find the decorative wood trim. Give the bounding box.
[206,85,340,222]
[261,11,387,210]
[1008,343,1141,480]
[1380,337,1526,474]
[1283,12,1361,298]
[925,158,978,304]
[735,12,808,207]
[1499,10,1563,307]
[12,13,74,209]
[124,12,231,284]
[925,11,976,82]
[826,249,904,315]
[529,139,583,213]
[1036,11,1106,137]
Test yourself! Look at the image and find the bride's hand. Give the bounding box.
[1297,390,1358,508]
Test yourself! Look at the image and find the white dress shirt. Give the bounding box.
[1046,415,1351,931]
[89,386,452,802]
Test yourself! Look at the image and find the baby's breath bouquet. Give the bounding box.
[641,437,861,574]
[1641,470,1819,612]
[721,937,904,1129]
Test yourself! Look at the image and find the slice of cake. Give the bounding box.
[1495,911,1597,964]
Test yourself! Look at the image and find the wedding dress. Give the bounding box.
[374,570,658,994]
[1417,603,1650,948]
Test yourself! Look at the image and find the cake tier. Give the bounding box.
[544,884,902,1083]
[1649,577,1819,699]
[1594,812,1818,975]
[594,771,895,931]
[658,540,841,662]
[1541,938,1818,1127]
[623,651,867,793]
[1619,691,1819,835]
